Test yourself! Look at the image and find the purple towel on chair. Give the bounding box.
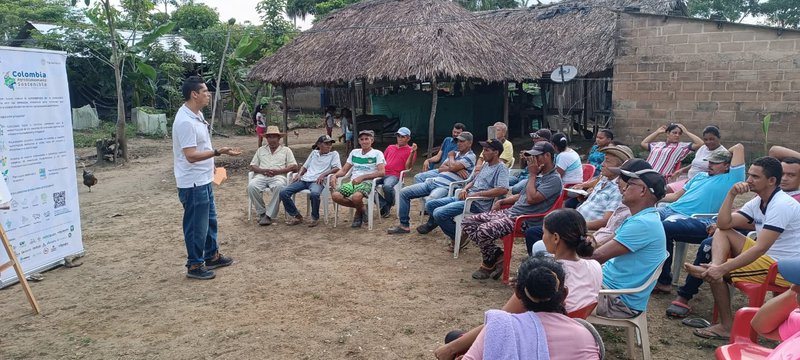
[483,310,550,360]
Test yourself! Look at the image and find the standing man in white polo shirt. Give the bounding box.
[173,76,241,280]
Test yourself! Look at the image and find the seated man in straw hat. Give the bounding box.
[330,130,386,228]
[247,126,298,226]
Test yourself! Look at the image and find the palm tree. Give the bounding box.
[286,0,317,24]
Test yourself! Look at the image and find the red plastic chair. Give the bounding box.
[715,307,773,360]
[582,164,596,182]
[713,263,789,323]
[500,192,565,284]
[567,302,598,320]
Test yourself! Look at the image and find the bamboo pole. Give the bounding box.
[427,79,438,158]
[0,224,40,315]
[282,86,289,146]
[351,81,358,137]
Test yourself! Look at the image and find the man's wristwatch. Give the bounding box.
[214,149,221,157]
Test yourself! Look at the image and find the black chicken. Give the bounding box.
[83,170,97,192]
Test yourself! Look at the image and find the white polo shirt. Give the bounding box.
[172,104,214,188]
[738,189,800,262]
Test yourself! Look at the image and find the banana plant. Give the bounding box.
[762,113,772,155]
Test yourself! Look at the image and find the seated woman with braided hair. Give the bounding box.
[435,209,601,360]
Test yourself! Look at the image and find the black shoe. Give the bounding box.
[186,265,215,280]
[416,222,437,234]
[205,254,234,270]
[380,205,391,218]
[351,214,363,228]
[387,226,410,234]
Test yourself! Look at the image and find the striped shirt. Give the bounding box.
[347,148,385,179]
[433,150,476,187]
[645,142,693,177]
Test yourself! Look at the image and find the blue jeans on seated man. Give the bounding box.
[398,181,450,228]
[377,175,400,211]
[280,180,325,220]
[178,183,219,267]
[424,196,482,240]
[525,226,545,256]
[656,207,716,285]
[414,169,439,184]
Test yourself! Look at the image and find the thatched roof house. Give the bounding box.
[247,0,541,86]
[477,0,687,77]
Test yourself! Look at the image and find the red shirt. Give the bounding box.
[384,144,413,177]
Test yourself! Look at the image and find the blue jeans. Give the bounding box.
[378,175,400,209]
[525,226,545,255]
[177,183,219,267]
[676,237,713,301]
[657,207,715,285]
[280,180,325,220]
[414,170,439,184]
[398,181,449,227]
[511,178,528,195]
[427,196,481,240]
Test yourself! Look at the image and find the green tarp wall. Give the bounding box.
[370,87,503,144]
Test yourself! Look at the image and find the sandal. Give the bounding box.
[666,301,691,318]
[446,239,471,252]
[693,327,729,340]
[387,226,410,234]
[651,284,673,295]
[682,317,712,328]
[471,260,504,280]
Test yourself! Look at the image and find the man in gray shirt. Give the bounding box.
[416,139,510,246]
[463,141,563,280]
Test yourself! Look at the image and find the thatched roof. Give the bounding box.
[248,0,542,86]
[477,0,686,77]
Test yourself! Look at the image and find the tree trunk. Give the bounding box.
[427,79,438,159]
[103,0,127,161]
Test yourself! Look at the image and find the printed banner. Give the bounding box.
[0,47,84,287]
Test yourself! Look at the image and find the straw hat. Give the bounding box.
[264,126,285,136]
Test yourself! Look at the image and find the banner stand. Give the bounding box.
[0,223,40,315]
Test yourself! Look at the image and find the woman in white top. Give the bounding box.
[666,126,726,193]
[434,208,602,360]
[551,133,584,185]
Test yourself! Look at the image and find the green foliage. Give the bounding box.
[286,0,318,21]
[171,3,219,32]
[762,113,772,155]
[0,0,76,44]
[291,113,324,128]
[760,0,800,28]
[315,0,359,18]
[73,121,137,148]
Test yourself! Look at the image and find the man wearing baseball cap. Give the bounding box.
[462,141,562,280]
[686,157,800,340]
[508,129,554,195]
[749,258,800,358]
[416,123,466,183]
[377,127,418,218]
[280,135,342,227]
[591,159,668,318]
[330,130,386,228]
[417,139,509,249]
[654,144,746,294]
[388,132,475,234]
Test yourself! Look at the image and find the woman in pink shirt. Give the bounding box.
[750,259,800,359]
[434,209,602,360]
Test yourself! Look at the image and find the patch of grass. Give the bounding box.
[73,121,137,148]
[293,113,324,129]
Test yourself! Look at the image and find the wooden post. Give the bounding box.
[282,86,289,146]
[350,81,358,137]
[0,224,40,315]
[361,78,368,115]
[502,81,509,126]
[427,78,438,159]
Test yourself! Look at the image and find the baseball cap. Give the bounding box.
[358,129,375,137]
[529,129,552,141]
[599,144,634,162]
[396,127,411,137]
[778,259,800,285]
[610,159,667,200]
[479,139,504,154]
[706,149,732,164]
[456,131,473,142]
[524,141,556,156]
[316,135,336,144]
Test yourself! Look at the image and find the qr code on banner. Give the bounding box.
[53,191,66,209]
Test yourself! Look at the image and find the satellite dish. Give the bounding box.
[550,64,578,83]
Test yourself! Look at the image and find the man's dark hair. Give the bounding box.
[752,156,783,186]
[453,123,466,130]
[182,76,206,101]
[702,125,721,139]
[782,157,800,165]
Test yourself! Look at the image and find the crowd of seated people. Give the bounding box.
[246,113,800,358]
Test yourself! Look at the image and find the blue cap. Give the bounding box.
[778,259,800,285]
[396,127,411,137]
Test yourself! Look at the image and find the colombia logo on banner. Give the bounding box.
[3,70,48,91]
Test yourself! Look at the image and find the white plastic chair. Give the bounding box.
[451,191,498,258]
[587,260,666,360]
[247,171,285,221]
[284,172,333,224]
[375,170,408,218]
[332,170,383,230]
[418,167,477,219]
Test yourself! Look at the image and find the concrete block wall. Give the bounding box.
[613,13,800,156]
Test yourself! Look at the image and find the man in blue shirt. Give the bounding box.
[592,159,668,318]
[654,144,745,291]
[415,123,465,183]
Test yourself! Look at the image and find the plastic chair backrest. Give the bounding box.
[582,164,596,182]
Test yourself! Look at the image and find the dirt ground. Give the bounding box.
[0,128,756,359]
